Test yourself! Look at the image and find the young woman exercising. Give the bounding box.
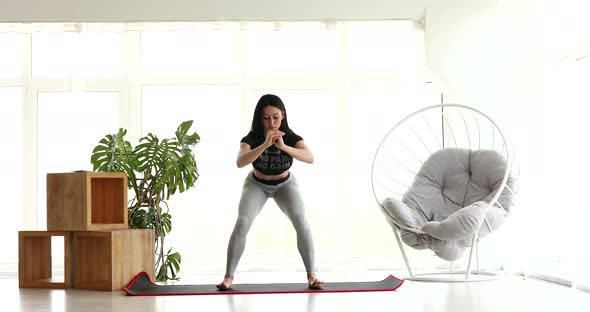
[216,94,324,290]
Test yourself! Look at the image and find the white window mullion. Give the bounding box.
[245,76,339,90]
[237,22,251,132]
[21,30,38,230]
[141,76,240,86]
[31,78,126,91]
[333,21,354,258]
[124,29,141,142]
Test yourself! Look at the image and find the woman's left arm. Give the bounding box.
[276,139,314,164]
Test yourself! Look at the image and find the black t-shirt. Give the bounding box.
[240,130,303,175]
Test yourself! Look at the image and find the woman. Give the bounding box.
[217,94,324,290]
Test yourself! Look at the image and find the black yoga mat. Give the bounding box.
[123,271,404,296]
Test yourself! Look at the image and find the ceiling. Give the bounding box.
[0,0,427,23]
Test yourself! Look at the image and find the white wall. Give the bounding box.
[424,0,589,138]
[423,0,538,270]
[0,0,425,22]
[423,0,590,272]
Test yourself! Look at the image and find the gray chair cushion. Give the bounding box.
[381,148,516,261]
[421,201,488,241]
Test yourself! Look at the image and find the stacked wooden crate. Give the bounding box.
[19,172,155,291]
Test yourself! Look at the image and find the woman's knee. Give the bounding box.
[233,217,254,236]
[290,215,310,232]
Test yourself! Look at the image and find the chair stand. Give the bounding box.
[393,228,504,282]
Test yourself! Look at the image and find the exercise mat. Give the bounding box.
[123,272,404,296]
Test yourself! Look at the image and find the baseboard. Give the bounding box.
[519,271,590,293]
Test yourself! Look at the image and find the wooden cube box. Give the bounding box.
[72,229,154,291]
[19,231,71,289]
[47,171,128,231]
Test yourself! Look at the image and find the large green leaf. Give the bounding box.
[135,134,167,173]
[155,249,182,281]
[176,120,200,147]
[90,129,137,183]
[160,212,172,236]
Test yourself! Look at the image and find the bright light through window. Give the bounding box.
[32,32,125,77]
[244,23,340,76]
[141,25,239,77]
[0,33,22,78]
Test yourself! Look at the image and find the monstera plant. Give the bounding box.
[90,121,200,281]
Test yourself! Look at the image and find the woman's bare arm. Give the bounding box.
[275,139,314,164]
[236,142,265,168]
[236,130,284,168]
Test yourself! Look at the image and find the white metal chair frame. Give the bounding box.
[371,104,518,282]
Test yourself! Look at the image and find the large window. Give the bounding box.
[1,21,439,274]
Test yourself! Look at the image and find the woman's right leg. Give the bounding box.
[218,177,268,289]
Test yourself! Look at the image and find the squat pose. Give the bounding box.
[217,94,323,290]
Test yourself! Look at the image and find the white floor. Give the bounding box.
[6,270,590,312]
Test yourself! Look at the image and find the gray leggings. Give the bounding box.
[225,172,317,275]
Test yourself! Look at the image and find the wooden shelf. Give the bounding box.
[20,172,155,291]
[72,229,155,291]
[47,172,128,231]
[18,231,71,289]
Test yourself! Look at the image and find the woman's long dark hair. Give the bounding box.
[250,94,291,139]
